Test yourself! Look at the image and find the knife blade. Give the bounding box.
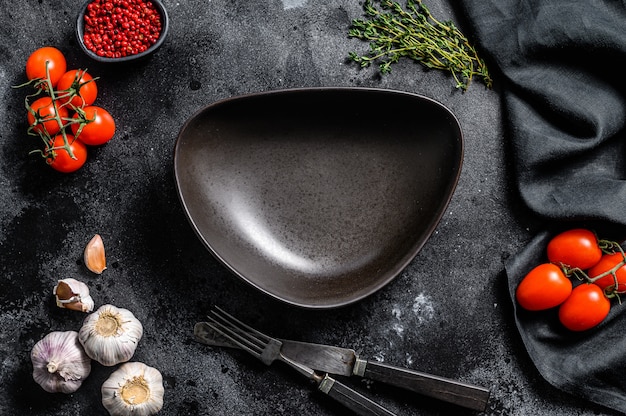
[204,314,398,416]
[194,322,490,411]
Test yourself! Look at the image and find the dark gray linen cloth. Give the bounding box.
[457,0,626,224]
[455,0,626,413]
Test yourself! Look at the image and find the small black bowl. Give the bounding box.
[76,0,169,63]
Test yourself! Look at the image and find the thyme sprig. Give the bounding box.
[348,0,492,91]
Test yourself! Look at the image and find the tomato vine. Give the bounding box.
[15,47,116,173]
[516,228,625,332]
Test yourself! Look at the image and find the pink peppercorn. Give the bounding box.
[83,0,162,58]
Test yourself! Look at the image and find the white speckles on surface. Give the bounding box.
[391,322,404,337]
[412,293,436,324]
[405,352,414,366]
[387,294,436,344]
[373,351,386,363]
[282,0,307,9]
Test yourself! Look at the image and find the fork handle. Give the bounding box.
[318,374,397,416]
[356,360,490,411]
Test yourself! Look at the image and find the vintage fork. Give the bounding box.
[206,307,398,416]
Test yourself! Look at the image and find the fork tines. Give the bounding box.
[207,307,272,363]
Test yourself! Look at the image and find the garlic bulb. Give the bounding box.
[53,278,95,312]
[101,362,164,416]
[79,304,143,366]
[84,234,106,274]
[31,331,92,394]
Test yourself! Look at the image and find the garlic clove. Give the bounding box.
[79,304,143,366]
[84,234,106,274]
[53,278,95,313]
[31,331,92,394]
[102,362,164,416]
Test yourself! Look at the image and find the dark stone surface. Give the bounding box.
[0,0,619,415]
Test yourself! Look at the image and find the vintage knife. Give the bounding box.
[194,322,490,412]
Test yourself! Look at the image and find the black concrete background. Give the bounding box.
[0,0,620,415]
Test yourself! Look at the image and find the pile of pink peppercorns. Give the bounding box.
[82,0,162,58]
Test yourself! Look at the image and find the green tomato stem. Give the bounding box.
[42,63,76,160]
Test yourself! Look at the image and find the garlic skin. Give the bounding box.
[79,304,143,366]
[31,331,92,394]
[53,278,95,312]
[84,234,106,274]
[102,362,164,416]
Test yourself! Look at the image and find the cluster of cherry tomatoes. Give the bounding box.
[21,46,116,172]
[516,228,626,331]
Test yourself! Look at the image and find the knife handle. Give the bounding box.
[356,359,490,412]
[318,374,397,416]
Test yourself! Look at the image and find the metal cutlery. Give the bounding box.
[205,306,397,416]
[195,320,490,412]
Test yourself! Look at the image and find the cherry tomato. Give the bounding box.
[558,284,610,331]
[588,252,626,294]
[27,96,69,136]
[547,229,602,270]
[45,134,88,173]
[56,69,98,108]
[25,46,67,87]
[516,263,572,311]
[71,106,115,145]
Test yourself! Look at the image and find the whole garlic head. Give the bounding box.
[79,304,143,366]
[31,331,92,394]
[101,362,164,416]
[53,278,94,312]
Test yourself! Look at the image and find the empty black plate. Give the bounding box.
[174,88,463,308]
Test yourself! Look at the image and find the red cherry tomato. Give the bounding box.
[547,229,602,270]
[558,284,610,331]
[516,263,573,311]
[71,106,115,145]
[56,69,98,108]
[27,96,69,136]
[45,134,88,173]
[588,252,626,294]
[25,46,67,87]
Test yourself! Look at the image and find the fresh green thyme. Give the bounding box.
[348,0,492,91]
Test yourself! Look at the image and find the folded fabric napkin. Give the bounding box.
[457,0,626,225]
[455,0,626,413]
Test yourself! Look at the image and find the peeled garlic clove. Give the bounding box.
[31,331,92,394]
[102,362,164,416]
[79,304,143,366]
[53,278,94,313]
[84,234,106,274]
